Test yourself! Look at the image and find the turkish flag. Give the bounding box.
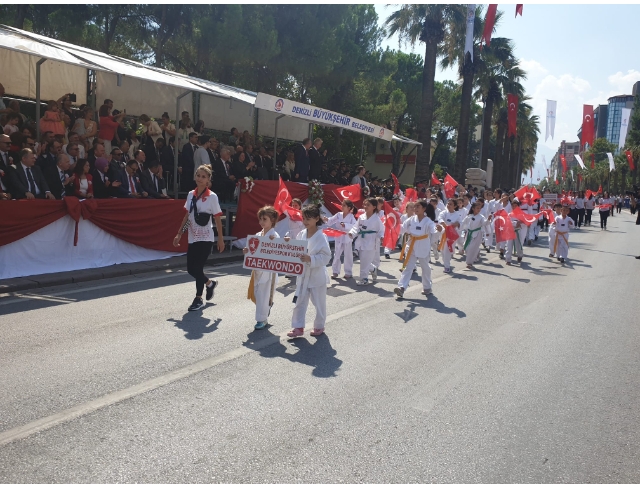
[597,184,603,195]
[400,188,417,213]
[515,4,523,16]
[282,203,302,221]
[581,105,595,148]
[585,189,592,200]
[509,206,538,226]
[482,4,498,47]
[356,208,365,219]
[383,202,401,249]
[443,174,458,199]
[493,209,516,243]
[560,155,567,175]
[323,228,347,238]
[540,208,556,224]
[391,173,400,195]
[333,183,362,204]
[625,150,635,170]
[444,224,460,252]
[507,94,518,137]
[274,177,292,214]
[514,185,541,205]
[431,172,440,187]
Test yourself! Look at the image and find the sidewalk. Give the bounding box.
[0,249,244,294]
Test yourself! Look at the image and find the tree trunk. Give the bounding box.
[414,20,442,185]
[454,54,474,182]
[480,96,494,171]
[507,136,517,188]
[334,127,342,159]
[14,5,28,29]
[493,121,505,188]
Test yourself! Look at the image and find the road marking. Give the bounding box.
[0,261,245,307]
[0,253,503,446]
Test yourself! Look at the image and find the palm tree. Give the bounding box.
[385,4,462,184]
[511,105,539,188]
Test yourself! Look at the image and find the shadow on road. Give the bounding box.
[398,295,466,320]
[242,329,342,378]
[167,309,221,340]
[471,267,532,282]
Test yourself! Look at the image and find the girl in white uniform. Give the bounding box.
[438,199,463,274]
[287,198,305,240]
[456,195,471,255]
[288,205,332,338]
[394,200,442,298]
[324,199,357,279]
[428,197,444,262]
[504,199,527,265]
[243,206,280,330]
[548,203,562,258]
[460,202,487,268]
[375,196,385,266]
[553,205,575,264]
[349,197,384,286]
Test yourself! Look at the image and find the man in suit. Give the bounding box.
[0,134,14,199]
[65,143,81,171]
[294,138,312,183]
[145,136,164,164]
[44,153,75,199]
[10,148,56,200]
[161,136,177,191]
[132,149,147,177]
[88,142,106,172]
[308,138,325,181]
[92,157,115,199]
[211,147,236,202]
[207,138,220,166]
[179,132,198,192]
[140,160,169,199]
[36,140,62,172]
[115,159,148,198]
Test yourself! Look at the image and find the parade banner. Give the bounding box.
[243,236,308,276]
[581,105,594,148]
[625,150,635,171]
[255,92,393,141]
[507,94,518,137]
[574,154,585,170]
[465,5,476,61]
[481,4,498,47]
[545,100,557,142]
[607,152,615,172]
[619,108,631,149]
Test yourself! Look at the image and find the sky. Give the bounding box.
[374,3,640,182]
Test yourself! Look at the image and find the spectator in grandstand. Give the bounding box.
[140,160,169,199]
[3,112,21,135]
[139,113,162,149]
[36,139,62,172]
[115,159,147,198]
[126,129,141,158]
[72,158,93,199]
[0,134,14,199]
[39,100,65,137]
[294,138,312,183]
[179,131,199,192]
[10,148,55,200]
[98,104,125,153]
[309,137,325,181]
[228,127,240,146]
[193,135,211,177]
[160,112,176,146]
[60,94,77,131]
[194,119,205,135]
[161,136,176,178]
[133,149,147,176]
[64,132,85,159]
[117,140,130,164]
[64,143,81,170]
[72,106,98,152]
[177,111,194,149]
[283,151,296,181]
[87,141,105,171]
[92,157,114,199]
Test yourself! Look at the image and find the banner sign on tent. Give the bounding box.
[255,92,394,142]
[243,235,308,276]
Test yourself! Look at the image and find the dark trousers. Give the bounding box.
[187,241,213,296]
[585,209,593,225]
[576,208,585,227]
[617,203,622,213]
[599,210,609,228]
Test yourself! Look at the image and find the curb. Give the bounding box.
[0,252,244,295]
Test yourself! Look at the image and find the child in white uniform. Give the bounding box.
[553,205,575,264]
[461,202,487,268]
[243,206,280,330]
[324,199,357,279]
[375,196,385,265]
[438,199,463,273]
[349,197,384,286]
[394,200,442,298]
[288,205,332,338]
[286,198,305,240]
[429,197,443,262]
[504,199,527,265]
[548,203,562,257]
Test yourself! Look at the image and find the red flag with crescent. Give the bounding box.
[560,155,567,175]
[333,183,362,204]
[515,4,523,16]
[509,206,538,226]
[514,186,541,205]
[540,208,555,224]
[581,105,595,148]
[400,188,417,213]
[444,174,458,199]
[391,173,400,195]
[597,184,603,195]
[274,177,291,214]
[431,172,440,187]
[493,209,516,243]
[625,150,635,170]
[382,202,402,249]
[323,228,347,238]
[507,94,518,137]
[585,189,592,200]
[481,4,498,47]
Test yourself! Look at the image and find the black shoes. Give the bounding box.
[206,280,218,301]
[188,297,205,312]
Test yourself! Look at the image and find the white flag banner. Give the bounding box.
[619,108,631,149]
[465,5,476,62]
[607,152,615,172]
[554,168,557,181]
[541,154,548,171]
[545,100,557,142]
[574,154,585,169]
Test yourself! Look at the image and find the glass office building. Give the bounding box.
[606,95,634,147]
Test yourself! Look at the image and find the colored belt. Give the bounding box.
[401,233,430,270]
[553,231,568,254]
[463,227,482,250]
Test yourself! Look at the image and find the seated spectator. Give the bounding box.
[144,135,164,164]
[10,148,55,199]
[87,141,106,171]
[92,157,117,199]
[44,153,74,199]
[127,129,141,158]
[118,140,131,164]
[35,131,53,157]
[160,112,176,146]
[228,127,239,146]
[208,137,220,162]
[64,132,85,157]
[22,126,34,140]
[0,134,14,199]
[211,147,236,202]
[231,151,248,180]
[36,139,62,172]
[97,104,125,153]
[140,160,169,199]
[8,132,22,159]
[115,159,147,198]
[4,112,21,135]
[133,149,147,175]
[72,106,97,152]
[7,101,27,126]
[64,143,81,170]
[39,100,65,137]
[72,158,93,199]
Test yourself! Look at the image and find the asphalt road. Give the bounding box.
[1,211,639,483]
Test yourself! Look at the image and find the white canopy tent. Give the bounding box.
[0,24,423,195]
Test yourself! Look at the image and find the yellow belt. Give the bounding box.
[553,231,568,254]
[247,271,256,303]
[401,234,430,270]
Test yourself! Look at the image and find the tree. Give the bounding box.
[385,4,462,185]
[624,93,640,186]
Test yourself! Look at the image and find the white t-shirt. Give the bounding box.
[575,197,585,209]
[184,188,223,243]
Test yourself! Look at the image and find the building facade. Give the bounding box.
[605,94,634,147]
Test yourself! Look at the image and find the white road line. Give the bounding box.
[0,254,500,446]
[0,261,245,307]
